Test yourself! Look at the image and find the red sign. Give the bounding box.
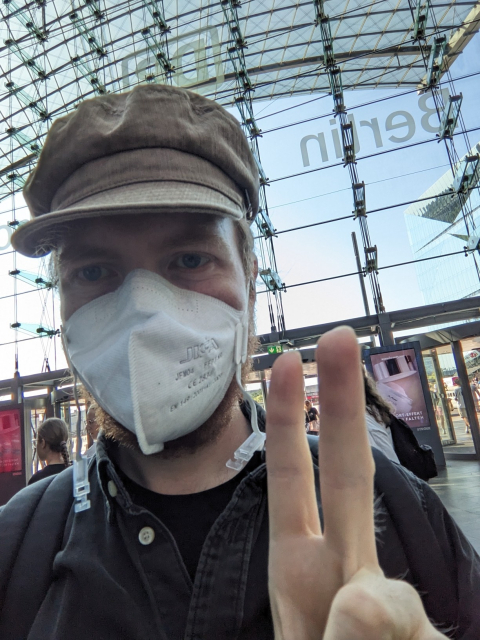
[0,409,22,473]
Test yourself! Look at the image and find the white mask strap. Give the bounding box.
[62,327,91,513]
[72,371,91,513]
[226,320,266,471]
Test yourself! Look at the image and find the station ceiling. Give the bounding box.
[1,0,479,200]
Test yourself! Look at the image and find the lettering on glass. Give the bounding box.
[300,90,451,167]
[121,27,225,94]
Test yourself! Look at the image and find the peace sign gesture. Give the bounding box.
[265,326,445,639]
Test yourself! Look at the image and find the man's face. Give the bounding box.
[58,212,248,322]
[86,408,100,440]
[56,211,253,454]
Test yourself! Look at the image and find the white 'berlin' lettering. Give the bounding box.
[300,90,449,167]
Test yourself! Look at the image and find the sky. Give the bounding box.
[252,32,480,334]
[1,32,480,381]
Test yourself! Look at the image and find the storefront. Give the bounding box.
[420,338,480,460]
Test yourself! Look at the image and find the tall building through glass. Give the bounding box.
[405,145,480,305]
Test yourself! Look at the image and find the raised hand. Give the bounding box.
[265,326,444,640]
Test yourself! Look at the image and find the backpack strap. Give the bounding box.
[0,468,74,637]
[306,436,458,629]
[372,449,457,626]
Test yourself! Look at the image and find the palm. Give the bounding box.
[265,328,444,640]
[269,538,343,639]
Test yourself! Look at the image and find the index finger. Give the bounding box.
[316,327,378,572]
[265,350,322,538]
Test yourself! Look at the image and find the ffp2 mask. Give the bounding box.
[63,269,256,456]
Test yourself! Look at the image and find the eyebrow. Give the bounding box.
[174,229,229,252]
[57,223,230,266]
[57,245,123,268]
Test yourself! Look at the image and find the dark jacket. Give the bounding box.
[0,428,479,639]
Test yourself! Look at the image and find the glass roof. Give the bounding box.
[1,0,478,199]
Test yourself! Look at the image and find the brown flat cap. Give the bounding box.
[12,84,259,257]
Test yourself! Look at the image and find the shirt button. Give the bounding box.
[107,480,118,497]
[138,526,155,546]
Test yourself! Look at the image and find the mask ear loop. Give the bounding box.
[226,320,266,471]
[61,328,91,512]
[72,372,91,512]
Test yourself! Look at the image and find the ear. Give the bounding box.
[252,255,258,282]
[249,256,258,301]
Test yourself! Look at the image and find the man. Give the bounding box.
[454,379,472,434]
[85,403,100,459]
[470,379,480,413]
[0,84,478,639]
[305,399,319,433]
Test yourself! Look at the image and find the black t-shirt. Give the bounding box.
[28,463,66,485]
[119,453,262,581]
[307,407,319,423]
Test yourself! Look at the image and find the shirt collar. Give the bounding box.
[93,401,268,516]
[95,434,139,518]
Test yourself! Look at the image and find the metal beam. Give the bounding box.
[68,10,107,57]
[2,0,48,42]
[398,319,480,348]
[390,296,480,324]
[437,1,480,75]
[0,368,71,394]
[140,0,173,80]
[0,153,37,178]
[4,38,47,79]
[5,81,49,120]
[312,1,385,315]
[71,55,107,95]
[257,295,480,350]
[221,0,286,333]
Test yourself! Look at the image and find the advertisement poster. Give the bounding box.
[370,348,430,428]
[0,409,22,473]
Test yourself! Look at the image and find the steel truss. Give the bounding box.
[140,0,173,81]
[313,0,385,314]
[221,0,286,333]
[410,0,480,280]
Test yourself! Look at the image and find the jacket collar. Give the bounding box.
[93,400,269,518]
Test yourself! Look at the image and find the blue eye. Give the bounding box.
[179,254,206,269]
[80,266,105,281]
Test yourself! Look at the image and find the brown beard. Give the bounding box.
[93,378,241,459]
[85,304,259,459]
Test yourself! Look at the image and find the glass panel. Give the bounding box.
[26,405,47,476]
[436,351,478,452]
[423,353,456,445]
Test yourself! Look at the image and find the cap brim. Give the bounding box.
[12,181,245,257]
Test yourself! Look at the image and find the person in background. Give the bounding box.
[305,399,319,433]
[365,371,438,482]
[470,380,480,413]
[364,372,400,463]
[28,418,71,485]
[454,379,471,434]
[429,383,446,436]
[85,403,100,459]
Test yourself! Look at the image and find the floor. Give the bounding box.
[430,458,480,554]
[431,409,480,552]
[442,414,476,455]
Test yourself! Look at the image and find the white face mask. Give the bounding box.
[63,269,264,463]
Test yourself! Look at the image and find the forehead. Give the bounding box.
[56,212,237,258]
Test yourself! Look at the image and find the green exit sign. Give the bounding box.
[267,344,284,355]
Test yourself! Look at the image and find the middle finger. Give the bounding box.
[316,327,378,573]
